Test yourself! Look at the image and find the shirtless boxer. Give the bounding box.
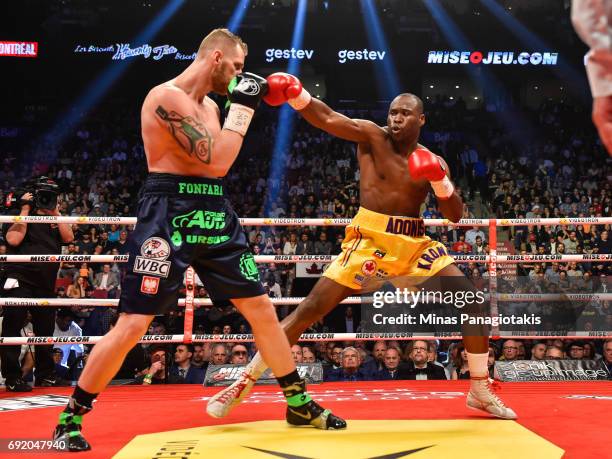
[52,32,345,452]
[207,72,516,420]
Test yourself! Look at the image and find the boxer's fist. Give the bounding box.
[227,72,268,110]
[264,72,303,106]
[408,148,454,199]
[264,72,312,110]
[224,72,267,136]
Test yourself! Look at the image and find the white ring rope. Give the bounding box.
[1,253,610,263]
[0,215,611,227]
[0,331,608,346]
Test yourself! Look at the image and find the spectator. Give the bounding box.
[302,346,316,363]
[375,348,403,380]
[191,344,209,370]
[325,347,368,382]
[500,340,520,361]
[531,342,547,360]
[66,277,87,299]
[401,340,447,380]
[362,340,387,377]
[451,343,470,380]
[138,345,168,385]
[314,232,333,255]
[170,344,204,384]
[545,345,564,360]
[291,344,303,363]
[465,226,485,246]
[229,344,249,364]
[53,309,84,378]
[93,264,120,298]
[296,233,314,255]
[210,344,228,365]
[567,342,586,360]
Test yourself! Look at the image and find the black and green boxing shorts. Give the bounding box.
[118,173,264,315]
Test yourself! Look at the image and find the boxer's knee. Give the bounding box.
[114,314,154,343]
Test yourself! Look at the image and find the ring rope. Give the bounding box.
[1,331,608,346]
[1,253,611,263]
[0,215,611,227]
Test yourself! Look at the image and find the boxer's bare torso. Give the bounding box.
[357,132,439,217]
[141,81,222,178]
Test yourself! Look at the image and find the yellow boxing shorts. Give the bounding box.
[323,207,455,290]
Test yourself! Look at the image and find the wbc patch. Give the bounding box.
[133,237,171,278]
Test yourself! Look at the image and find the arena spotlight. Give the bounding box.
[424,0,537,146]
[227,0,252,33]
[359,0,401,100]
[265,0,308,214]
[43,0,185,152]
[479,0,589,102]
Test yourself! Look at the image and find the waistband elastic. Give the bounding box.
[353,207,425,237]
[141,173,225,198]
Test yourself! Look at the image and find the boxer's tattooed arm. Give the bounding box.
[155,105,212,164]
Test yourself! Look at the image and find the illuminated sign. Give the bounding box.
[427,50,558,66]
[338,49,386,63]
[74,43,196,61]
[265,48,314,63]
[0,41,38,58]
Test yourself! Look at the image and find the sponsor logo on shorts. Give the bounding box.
[239,253,260,282]
[373,249,386,259]
[140,276,159,295]
[171,210,225,230]
[178,182,223,196]
[361,260,377,276]
[385,218,425,237]
[353,274,365,285]
[141,237,170,260]
[417,246,449,270]
[375,269,389,278]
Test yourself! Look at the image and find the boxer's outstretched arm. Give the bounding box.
[146,87,246,177]
[298,98,381,143]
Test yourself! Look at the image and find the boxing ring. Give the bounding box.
[0,215,611,458]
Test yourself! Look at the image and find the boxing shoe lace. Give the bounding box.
[207,371,257,418]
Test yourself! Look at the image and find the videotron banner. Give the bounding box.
[204,363,323,387]
[496,360,610,382]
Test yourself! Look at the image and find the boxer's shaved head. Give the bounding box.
[392,93,423,114]
[197,28,248,58]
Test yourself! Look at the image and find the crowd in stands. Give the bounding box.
[0,94,611,384]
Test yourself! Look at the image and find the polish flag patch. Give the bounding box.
[140,276,160,295]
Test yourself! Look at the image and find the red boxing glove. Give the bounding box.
[408,148,455,199]
[264,72,311,110]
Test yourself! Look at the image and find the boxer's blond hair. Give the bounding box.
[197,28,248,58]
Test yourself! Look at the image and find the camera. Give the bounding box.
[4,176,59,211]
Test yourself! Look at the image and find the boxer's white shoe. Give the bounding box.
[466,376,517,420]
